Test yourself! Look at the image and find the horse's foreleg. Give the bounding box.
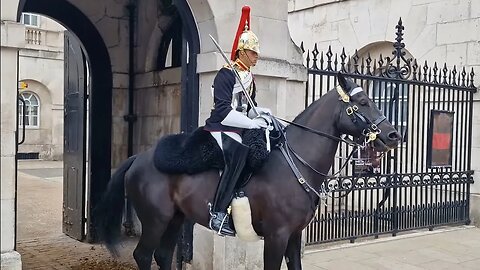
[154,212,185,270]
[284,232,302,270]
[263,232,290,270]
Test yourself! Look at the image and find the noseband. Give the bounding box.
[336,85,386,143]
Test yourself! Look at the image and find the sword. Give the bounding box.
[209,34,259,117]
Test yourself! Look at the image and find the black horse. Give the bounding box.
[94,73,401,270]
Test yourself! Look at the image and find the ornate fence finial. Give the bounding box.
[442,63,448,84]
[412,59,418,81]
[452,65,457,86]
[326,45,333,71]
[385,17,412,79]
[340,48,347,72]
[312,43,319,69]
[461,67,467,87]
[306,49,311,68]
[352,49,360,74]
[366,52,372,75]
[469,68,476,89]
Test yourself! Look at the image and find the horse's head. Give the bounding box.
[335,73,401,152]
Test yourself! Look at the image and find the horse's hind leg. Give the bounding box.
[284,232,302,270]
[134,220,168,270]
[154,212,185,269]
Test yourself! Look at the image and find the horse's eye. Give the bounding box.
[359,99,369,106]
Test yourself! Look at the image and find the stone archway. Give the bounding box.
[18,0,113,241]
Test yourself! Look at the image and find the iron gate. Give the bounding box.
[303,19,476,245]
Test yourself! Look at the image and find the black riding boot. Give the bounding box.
[209,133,250,236]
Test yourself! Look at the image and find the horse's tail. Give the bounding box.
[93,155,136,257]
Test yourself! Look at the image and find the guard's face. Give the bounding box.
[240,50,258,67]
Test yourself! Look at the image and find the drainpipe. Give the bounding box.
[123,0,137,236]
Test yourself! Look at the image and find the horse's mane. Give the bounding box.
[292,89,336,123]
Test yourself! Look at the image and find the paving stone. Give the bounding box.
[15,160,480,269]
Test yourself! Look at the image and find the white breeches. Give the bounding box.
[210,132,242,150]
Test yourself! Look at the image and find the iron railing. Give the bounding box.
[302,18,476,245]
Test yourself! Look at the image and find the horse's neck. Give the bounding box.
[286,93,340,187]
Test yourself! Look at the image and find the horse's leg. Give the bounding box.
[154,212,185,269]
[263,232,290,270]
[284,232,302,270]
[134,221,168,270]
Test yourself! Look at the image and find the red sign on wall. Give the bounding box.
[427,110,454,168]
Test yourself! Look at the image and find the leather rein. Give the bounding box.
[271,85,387,204]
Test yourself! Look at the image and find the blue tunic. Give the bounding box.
[204,67,256,133]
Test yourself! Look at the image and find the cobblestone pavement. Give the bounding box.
[15,160,480,269]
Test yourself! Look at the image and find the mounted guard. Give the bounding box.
[204,5,272,236]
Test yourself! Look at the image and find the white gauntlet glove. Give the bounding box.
[250,117,269,129]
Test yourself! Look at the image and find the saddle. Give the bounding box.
[153,125,283,176]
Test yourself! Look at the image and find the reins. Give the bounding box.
[270,84,387,205]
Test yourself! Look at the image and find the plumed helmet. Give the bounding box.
[230,6,260,60]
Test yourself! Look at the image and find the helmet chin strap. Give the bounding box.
[241,51,254,67]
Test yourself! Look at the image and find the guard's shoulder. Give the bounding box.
[215,67,235,82]
[222,64,233,70]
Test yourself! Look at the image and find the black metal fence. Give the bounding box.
[302,19,476,245]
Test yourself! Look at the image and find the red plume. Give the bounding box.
[230,5,251,60]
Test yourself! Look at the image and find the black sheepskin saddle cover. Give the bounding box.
[153,127,270,174]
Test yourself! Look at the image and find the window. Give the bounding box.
[369,81,408,142]
[21,13,40,27]
[19,92,40,128]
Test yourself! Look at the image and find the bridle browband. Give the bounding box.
[273,84,388,206]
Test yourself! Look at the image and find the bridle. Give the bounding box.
[272,84,388,206]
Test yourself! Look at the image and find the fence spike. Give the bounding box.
[423,61,429,82]
[353,49,360,74]
[326,45,333,71]
[361,57,365,74]
[334,53,339,71]
[442,63,448,84]
[300,41,305,54]
[366,53,372,75]
[312,43,319,70]
[340,48,347,72]
[320,51,324,70]
[452,65,457,86]
[306,49,311,69]
[461,67,466,87]
[377,54,385,77]
[412,59,418,81]
[432,62,438,83]
[469,67,475,88]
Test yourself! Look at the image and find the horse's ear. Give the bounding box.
[337,72,348,90]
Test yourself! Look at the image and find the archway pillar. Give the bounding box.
[191,1,307,268]
[1,0,24,267]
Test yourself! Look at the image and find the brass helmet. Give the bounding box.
[230,6,260,60]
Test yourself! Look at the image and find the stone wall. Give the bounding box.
[133,68,182,152]
[1,0,24,267]
[17,22,65,160]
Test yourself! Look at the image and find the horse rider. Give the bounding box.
[204,5,272,236]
